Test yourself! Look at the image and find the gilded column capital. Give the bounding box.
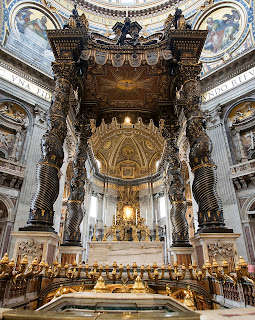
[52,61,78,85]
[177,63,202,83]
[175,65,232,234]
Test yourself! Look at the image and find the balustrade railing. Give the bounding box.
[230,159,255,177]
[0,253,254,308]
[0,158,25,177]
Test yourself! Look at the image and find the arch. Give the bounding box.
[0,148,9,159]
[0,98,33,126]
[241,194,255,223]
[0,99,33,162]
[0,194,15,222]
[223,98,255,165]
[4,2,62,74]
[193,0,249,61]
[8,2,61,30]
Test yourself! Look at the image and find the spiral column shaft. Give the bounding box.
[177,64,232,233]
[62,124,90,246]
[21,62,77,232]
[163,127,191,247]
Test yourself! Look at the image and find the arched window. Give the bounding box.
[159,195,166,218]
[90,195,98,219]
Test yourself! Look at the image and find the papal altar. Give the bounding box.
[87,241,164,266]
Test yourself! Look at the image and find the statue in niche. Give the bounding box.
[242,130,255,159]
[0,130,14,158]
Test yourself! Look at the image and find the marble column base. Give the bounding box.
[11,231,61,266]
[87,241,164,266]
[58,246,84,265]
[190,233,240,269]
[170,246,194,267]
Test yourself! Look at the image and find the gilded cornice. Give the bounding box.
[75,0,181,19]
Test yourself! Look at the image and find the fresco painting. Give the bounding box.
[5,8,55,74]
[199,7,243,56]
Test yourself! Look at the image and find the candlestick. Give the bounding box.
[115,209,117,225]
[146,209,148,225]
[126,6,128,17]
[102,225,107,241]
[155,209,158,224]
[155,225,159,241]
[113,228,117,241]
[136,209,137,225]
[92,224,97,241]
[145,230,150,242]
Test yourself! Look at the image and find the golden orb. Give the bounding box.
[124,116,131,124]
[123,205,134,220]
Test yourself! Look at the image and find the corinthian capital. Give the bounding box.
[52,61,77,85]
[178,63,202,82]
[176,64,204,118]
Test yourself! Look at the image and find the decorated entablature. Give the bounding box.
[46,6,208,123]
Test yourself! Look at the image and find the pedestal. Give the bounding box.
[87,241,164,266]
[11,231,60,265]
[190,233,240,269]
[170,246,194,267]
[58,246,84,265]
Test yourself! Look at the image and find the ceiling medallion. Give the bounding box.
[121,146,135,158]
[102,140,112,150]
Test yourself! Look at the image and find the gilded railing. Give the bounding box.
[0,253,254,285]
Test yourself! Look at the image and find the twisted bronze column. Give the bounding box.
[177,64,232,233]
[21,62,77,232]
[163,126,191,247]
[20,5,89,232]
[62,122,91,246]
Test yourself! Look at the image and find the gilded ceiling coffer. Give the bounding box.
[62,120,91,246]
[176,64,232,233]
[20,8,88,232]
[163,125,191,247]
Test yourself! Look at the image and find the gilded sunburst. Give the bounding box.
[97,66,158,101]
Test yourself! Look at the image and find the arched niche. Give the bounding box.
[0,100,31,162]
[0,195,15,256]
[241,195,255,265]
[224,98,255,164]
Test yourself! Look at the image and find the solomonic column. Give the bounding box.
[177,64,232,233]
[62,121,91,246]
[20,7,88,232]
[163,125,191,247]
[20,61,77,232]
